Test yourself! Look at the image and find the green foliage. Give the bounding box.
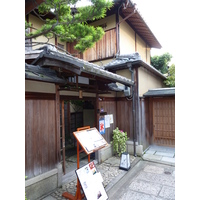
[164,64,175,87]
[151,52,172,74]
[25,0,113,52]
[111,127,128,157]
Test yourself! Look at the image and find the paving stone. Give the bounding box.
[159,186,175,199]
[144,165,164,174]
[148,146,167,152]
[136,171,175,187]
[145,150,156,155]
[104,156,120,166]
[142,154,162,161]
[119,191,163,200]
[161,156,175,163]
[155,151,174,158]
[42,196,57,200]
[129,179,162,196]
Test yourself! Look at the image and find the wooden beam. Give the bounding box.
[55,84,61,163]
[95,84,99,131]
[135,67,139,143]
[25,0,45,15]
[61,100,66,174]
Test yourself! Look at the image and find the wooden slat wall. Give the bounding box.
[153,97,175,147]
[116,100,133,140]
[83,29,116,61]
[66,41,83,59]
[139,98,152,150]
[99,100,117,143]
[25,99,56,179]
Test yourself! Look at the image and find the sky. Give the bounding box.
[133,0,178,65]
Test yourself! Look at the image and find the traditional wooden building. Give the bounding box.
[25,45,134,199]
[25,1,175,199]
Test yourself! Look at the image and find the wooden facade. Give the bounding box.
[153,97,175,146]
[25,92,134,178]
[116,99,133,140]
[83,28,116,61]
[25,95,57,179]
[140,97,175,149]
[99,98,117,143]
[66,28,116,61]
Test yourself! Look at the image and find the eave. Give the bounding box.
[107,1,162,49]
[104,53,166,80]
[143,88,175,97]
[25,0,45,15]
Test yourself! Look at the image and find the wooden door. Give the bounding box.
[153,98,175,146]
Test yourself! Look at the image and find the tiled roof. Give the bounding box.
[143,88,175,97]
[104,53,166,80]
[26,45,134,86]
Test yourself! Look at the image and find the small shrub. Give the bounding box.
[111,127,128,157]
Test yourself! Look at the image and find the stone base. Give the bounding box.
[126,141,144,156]
[97,144,113,164]
[96,141,144,164]
[25,163,62,200]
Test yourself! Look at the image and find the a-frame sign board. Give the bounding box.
[62,127,108,200]
[76,161,108,200]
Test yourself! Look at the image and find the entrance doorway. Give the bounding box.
[60,99,95,174]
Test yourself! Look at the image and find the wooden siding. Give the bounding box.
[153,98,175,147]
[83,28,116,61]
[66,41,83,59]
[99,100,117,143]
[25,99,57,179]
[140,97,175,148]
[139,98,153,150]
[116,99,133,140]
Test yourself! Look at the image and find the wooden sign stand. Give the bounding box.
[62,126,108,200]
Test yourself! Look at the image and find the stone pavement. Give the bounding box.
[108,160,175,200]
[41,155,139,200]
[41,145,175,200]
[142,145,175,166]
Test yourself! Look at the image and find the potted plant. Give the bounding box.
[111,127,128,157]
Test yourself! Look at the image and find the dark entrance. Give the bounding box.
[60,99,95,174]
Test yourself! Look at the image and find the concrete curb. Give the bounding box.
[105,157,141,192]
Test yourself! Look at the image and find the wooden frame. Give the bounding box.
[73,127,108,155]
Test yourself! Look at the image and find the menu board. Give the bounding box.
[76,161,108,200]
[73,127,108,154]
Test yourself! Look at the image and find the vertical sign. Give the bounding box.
[99,117,105,134]
[104,115,110,128]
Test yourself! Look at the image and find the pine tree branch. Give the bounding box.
[25,22,58,40]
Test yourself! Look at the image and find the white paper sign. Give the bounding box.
[74,128,107,153]
[76,162,108,200]
[109,114,113,124]
[104,115,110,128]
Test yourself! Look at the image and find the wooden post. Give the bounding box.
[135,67,140,144]
[55,84,60,163]
[62,100,66,174]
